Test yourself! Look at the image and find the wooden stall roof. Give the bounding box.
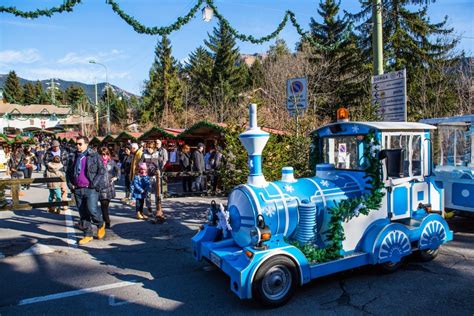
[115,131,142,143]
[163,127,184,137]
[178,121,227,139]
[89,136,104,145]
[101,134,117,144]
[138,127,176,141]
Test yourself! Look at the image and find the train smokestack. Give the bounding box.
[239,104,269,187]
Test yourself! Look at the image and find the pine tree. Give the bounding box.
[248,58,265,89]
[352,0,461,119]
[205,22,248,121]
[185,46,213,106]
[306,0,368,120]
[65,85,87,109]
[3,71,23,104]
[267,38,291,61]
[142,35,183,124]
[34,81,49,104]
[23,82,37,105]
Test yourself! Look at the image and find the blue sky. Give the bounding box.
[0,0,472,95]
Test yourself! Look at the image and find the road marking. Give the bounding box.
[64,208,77,248]
[17,244,55,257]
[18,280,140,306]
[108,295,133,306]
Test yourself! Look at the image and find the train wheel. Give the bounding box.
[416,248,439,262]
[253,256,298,307]
[380,260,403,273]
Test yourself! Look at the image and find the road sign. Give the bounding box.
[287,77,308,113]
[372,69,407,122]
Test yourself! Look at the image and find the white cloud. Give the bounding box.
[0,49,41,64]
[57,50,125,65]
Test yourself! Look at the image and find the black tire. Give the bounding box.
[380,260,403,273]
[416,248,439,262]
[253,256,298,308]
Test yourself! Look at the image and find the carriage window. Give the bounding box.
[439,125,471,166]
[412,135,422,176]
[322,135,367,170]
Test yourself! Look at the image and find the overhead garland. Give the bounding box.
[0,0,345,49]
[0,0,82,18]
[291,130,385,263]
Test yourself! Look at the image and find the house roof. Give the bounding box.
[0,103,71,115]
[115,131,142,142]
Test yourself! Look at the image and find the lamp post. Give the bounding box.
[89,60,110,134]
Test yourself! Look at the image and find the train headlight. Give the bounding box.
[250,225,271,250]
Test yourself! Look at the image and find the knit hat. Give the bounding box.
[51,140,60,147]
[138,162,147,170]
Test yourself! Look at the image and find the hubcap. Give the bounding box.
[262,265,292,300]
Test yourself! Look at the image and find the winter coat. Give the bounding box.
[191,150,205,173]
[130,148,143,181]
[46,162,65,189]
[179,152,192,172]
[131,175,150,199]
[66,148,106,192]
[99,159,120,200]
[35,150,45,163]
[8,152,25,172]
[44,147,69,172]
[140,147,168,175]
[121,154,132,179]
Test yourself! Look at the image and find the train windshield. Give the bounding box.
[322,135,368,170]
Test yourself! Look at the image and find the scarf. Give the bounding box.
[74,149,88,178]
[101,156,110,167]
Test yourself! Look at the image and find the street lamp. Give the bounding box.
[89,60,111,134]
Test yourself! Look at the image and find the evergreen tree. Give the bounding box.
[248,58,265,89]
[352,0,460,119]
[267,38,291,61]
[65,85,87,109]
[34,81,49,104]
[142,35,183,124]
[205,22,248,121]
[185,46,213,105]
[3,71,23,104]
[306,0,368,120]
[22,82,37,105]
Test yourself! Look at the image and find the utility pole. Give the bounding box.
[373,0,384,75]
[89,60,110,134]
[94,79,99,133]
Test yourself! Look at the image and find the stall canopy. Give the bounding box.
[101,134,117,144]
[115,131,142,144]
[178,121,227,145]
[89,136,104,146]
[138,127,176,142]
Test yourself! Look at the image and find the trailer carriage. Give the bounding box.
[193,104,452,306]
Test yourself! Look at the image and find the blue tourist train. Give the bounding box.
[420,115,474,215]
[192,104,452,306]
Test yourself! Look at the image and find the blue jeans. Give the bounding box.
[74,188,102,237]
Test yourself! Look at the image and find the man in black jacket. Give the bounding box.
[66,136,106,245]
[191,143,205,191]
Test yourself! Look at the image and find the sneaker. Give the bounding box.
[141,213,148,220]
[97,223,106,239]
[145,208,152,216]
[78,236,93,245]
[136,212,144,220]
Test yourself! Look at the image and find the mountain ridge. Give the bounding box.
[0,74,139,104]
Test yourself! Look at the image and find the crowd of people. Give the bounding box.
[0,135,225,245]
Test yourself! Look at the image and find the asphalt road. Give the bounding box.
[0,172,473,315]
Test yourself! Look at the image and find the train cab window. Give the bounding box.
[387,134,423,178]
[412,135,422,176]
[390,135,410,177]
[322,135,367,170]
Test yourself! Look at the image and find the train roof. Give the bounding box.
[420,114,474,125]
[314,121,436,134]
